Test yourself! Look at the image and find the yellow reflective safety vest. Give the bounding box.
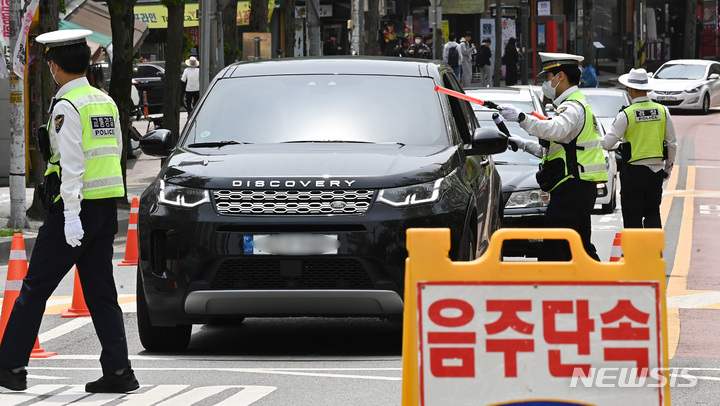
[622,101,666,163]
[45,85,124,201]
[541,91,608,192]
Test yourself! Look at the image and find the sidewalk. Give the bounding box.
[0,113,185,264]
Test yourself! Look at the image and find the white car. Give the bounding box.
[648,59,720,114]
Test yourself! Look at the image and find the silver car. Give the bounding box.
[648,59,720,114]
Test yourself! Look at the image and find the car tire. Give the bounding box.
[701,93,710,115]
[137,268,192,352]
[457,226,477,261]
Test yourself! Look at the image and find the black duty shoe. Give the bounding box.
[0,368,27,391]
[85,368,139,393]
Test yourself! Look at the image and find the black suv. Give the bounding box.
[137,57,507,351]
[132,62,165,114]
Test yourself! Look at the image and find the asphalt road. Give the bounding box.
[1,110,719,404]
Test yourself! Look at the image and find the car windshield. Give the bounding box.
[476,118,542,166]
[583,94,627,117]
[654,64,707,80]
[185,75,448,147]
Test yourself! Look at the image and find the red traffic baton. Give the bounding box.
[434,85,549,120]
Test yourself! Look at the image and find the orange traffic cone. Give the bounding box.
[609,232,623,262]
[119,197,139,267]
[61,267,91,318]
[0,234,56,358]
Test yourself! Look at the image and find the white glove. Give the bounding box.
[498,104,523,122]
[64,210,84,247]
[507,135,527,152]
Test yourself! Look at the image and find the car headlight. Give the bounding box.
[377,178,443,207]
[506,189,550,208]
[158,179,210,207]
[686,85,702,93]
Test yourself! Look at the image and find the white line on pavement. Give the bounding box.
[38,318,92,343]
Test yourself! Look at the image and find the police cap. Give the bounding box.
[538,52,584,77]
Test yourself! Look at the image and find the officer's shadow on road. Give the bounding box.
[156,317,403,356]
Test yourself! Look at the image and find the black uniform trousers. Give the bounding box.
[539,177,600,262]
[619,164,664,228]
[0,198,130,376]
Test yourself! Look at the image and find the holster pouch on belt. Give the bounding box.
[38,124,51,162]
[38,171,61,210]
[536,158,566,192]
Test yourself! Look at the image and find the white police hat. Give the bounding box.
[538,52,584,77]
[36,29,92,49]
[618,68,653,91]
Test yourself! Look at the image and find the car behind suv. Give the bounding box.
[137,57,507,351]
[132,62,165,114]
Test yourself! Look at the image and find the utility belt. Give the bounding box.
[536,158,568,192]
[616,141,668,169]
[37,124,61,210]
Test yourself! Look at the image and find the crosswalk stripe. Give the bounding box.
[0,385,65,406]
[155,386,275,406]
[38,318,92,343]
[116,385,188,406]
[31,385,88,405]
[213,386,277,406]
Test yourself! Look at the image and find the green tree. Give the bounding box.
[27,0,61,220]
[107,0,139,205]
[160,0,186,145]
[221,0,239,65]
[249,0,269,33]
[283,0,296,57]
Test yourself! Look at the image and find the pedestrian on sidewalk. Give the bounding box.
[580,60,598,88]
[476,38,493,87]
[443,33,463,80]
[459,31,475,87]
[181,56,200,114]
[0,29,139,394]
[503,37,521,86]
[600,68,677,228]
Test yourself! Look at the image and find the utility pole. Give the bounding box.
[493,0,502,87]
[429,0,442,60]
[7,0,29,229]
[307,0,321,56]
[350,0,362,55]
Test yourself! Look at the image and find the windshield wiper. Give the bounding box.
[187,141,251,148]
[282,140,405,147]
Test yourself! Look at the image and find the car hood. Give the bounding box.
[160,144,459,189]
[651,79,704,92]
[495,163,540,191]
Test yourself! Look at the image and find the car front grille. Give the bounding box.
[653,91,682,95]
[655,99,682,106]
[211,257,375,290]
[213,189,375,215]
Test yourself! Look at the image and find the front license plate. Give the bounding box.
[656,96,676,101]
[243,234,340,255]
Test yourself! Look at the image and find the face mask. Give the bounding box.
[48,62,58,85]
[541,74,561,100]
[415,39,421,45]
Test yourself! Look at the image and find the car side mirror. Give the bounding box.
[709,73,720,80]
[140,129,174,158]
[467,127,508,156]
[157,71,165,78]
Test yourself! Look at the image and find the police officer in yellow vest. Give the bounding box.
[0,30,139,393]
[601,68,677,228]
[498,53,607,261]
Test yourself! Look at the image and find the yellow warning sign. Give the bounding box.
[401,228,671,406]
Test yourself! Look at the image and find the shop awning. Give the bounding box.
[59,20,112,48]
[63,0,149,53]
